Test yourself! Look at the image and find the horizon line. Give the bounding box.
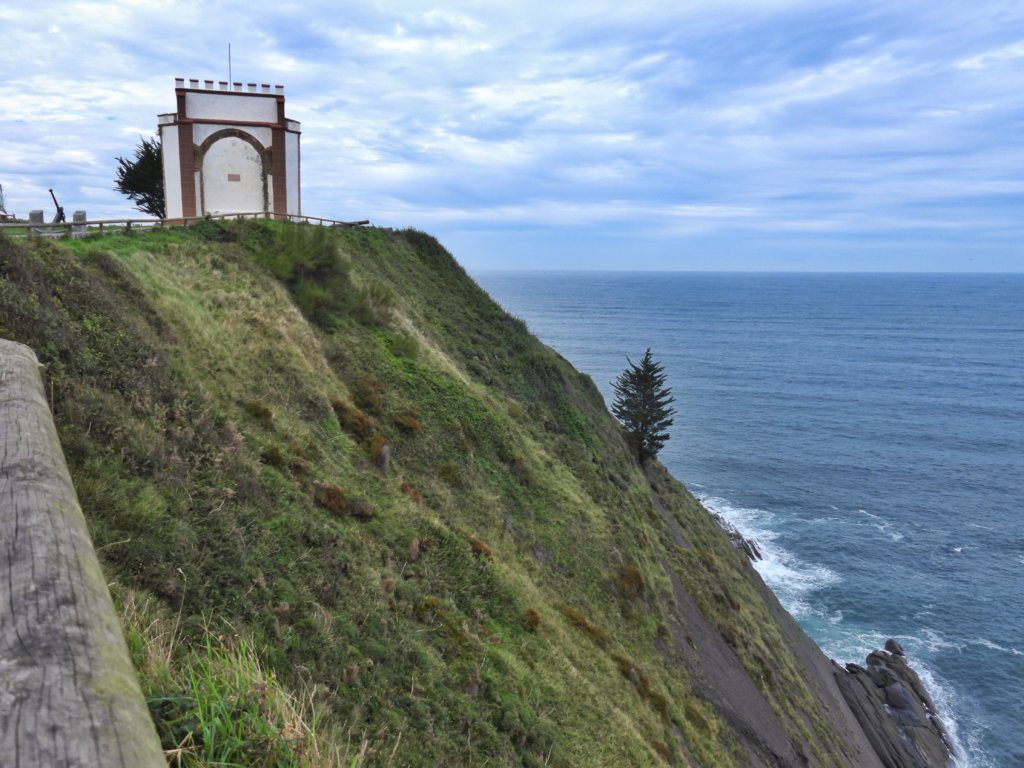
[469,267,1024,275]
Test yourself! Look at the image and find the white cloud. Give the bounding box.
[2,0,1023,268]
[956,41,1024,70]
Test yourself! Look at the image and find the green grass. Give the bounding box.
[117,587,350,767]
[0,222,852,767]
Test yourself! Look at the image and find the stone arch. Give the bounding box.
[196,129,270,215]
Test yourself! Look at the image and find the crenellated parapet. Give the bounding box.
[159,77,301,222]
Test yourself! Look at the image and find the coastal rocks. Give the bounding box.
[833,641,953,767]
[708,510,763,561]
[738,536,763,561]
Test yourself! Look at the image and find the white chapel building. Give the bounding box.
[159,78,301,221]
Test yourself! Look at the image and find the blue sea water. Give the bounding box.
[473,271,1024,767]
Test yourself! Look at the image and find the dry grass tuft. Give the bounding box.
[469,536,492,559]
[395,413,422,435]
[399,482,421,504]
[522,608,540,633]
[558,605,608,645]
[351,375,385,415]
[616,564,646,600]
[331,399,377,439]
[116,588,352,767]
[313,482,347,515]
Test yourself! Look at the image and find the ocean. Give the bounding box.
[473,271,1024,767]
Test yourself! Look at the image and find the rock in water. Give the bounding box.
[886,638,906,656]
[741,536,763,561]
[834,641,954,767]
[707,509,763,561]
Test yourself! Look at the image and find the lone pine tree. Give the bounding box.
[114,136,165,218]
[612,348,676,464]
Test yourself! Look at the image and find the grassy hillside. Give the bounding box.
[0,222,855,767]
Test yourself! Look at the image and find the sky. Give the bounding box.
[1,1,1023,271]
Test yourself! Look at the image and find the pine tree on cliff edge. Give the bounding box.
[114,136,165,218]
[612,348,676,464]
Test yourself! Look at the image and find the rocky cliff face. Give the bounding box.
[834,640,954,768]
[713,508,955,768]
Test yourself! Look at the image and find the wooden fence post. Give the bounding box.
[0,340,165,767]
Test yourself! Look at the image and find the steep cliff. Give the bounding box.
[0,222,951,767]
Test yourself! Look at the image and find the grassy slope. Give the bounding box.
[0,223,850,767]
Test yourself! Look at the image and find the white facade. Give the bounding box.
[158,79,300,221]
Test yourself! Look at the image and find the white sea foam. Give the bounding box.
[972,637,1024,657]
[912,659,994,768]
[856,508,904,542]
[916,627,966,654]
[698,493,989,768]
[697,494,839,620]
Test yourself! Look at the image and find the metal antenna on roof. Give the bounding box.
[228,43,232,83]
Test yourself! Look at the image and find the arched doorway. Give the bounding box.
[198,130,268,215]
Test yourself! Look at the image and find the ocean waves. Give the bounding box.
[697,494,841,621]
[698,490,985,767]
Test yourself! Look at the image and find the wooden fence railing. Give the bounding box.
[176,211,371,227]
[0,211,370,238]
[0,339,165,767]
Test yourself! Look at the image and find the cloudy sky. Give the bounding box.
[2,1,1023,270]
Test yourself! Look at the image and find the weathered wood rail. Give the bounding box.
[0,217,162,238]
[0,339,165,767]
[0,210,370,238]
[176,211,371,227]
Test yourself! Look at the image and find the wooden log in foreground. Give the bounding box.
[0,340,164,767]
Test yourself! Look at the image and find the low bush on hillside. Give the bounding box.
[244,223,393,330]
[330,399,377,439]
[469,536,493,559]
[312,482,347,515]
[365,432,389,465]
[351,375,385,415]
[394,412,422,435]
[616,564,647,600]
[351,282,394,327]
[522,609,540,633]
[399,481,421,504]
[387,330,419,359]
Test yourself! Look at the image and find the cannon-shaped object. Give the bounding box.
[49,188,66,224]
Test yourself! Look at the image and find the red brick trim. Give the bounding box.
[176,122,196,218]
[160,117,299,133]
[271,127,288,217]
